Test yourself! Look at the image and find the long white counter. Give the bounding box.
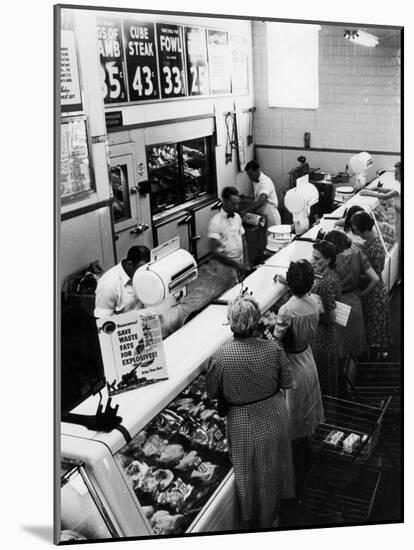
[62,172,399,450]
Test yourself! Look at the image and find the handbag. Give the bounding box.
[216,367,229,418]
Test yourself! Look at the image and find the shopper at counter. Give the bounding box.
[273,260,324,441]
[273,261,324,492]
[351,211,392,359]
[325,230,379,360]
[206,296,295,529]
[244,160,281,226]
[334,205,365,250]
[207,186,250,292]
[311,241,342,396]
[94,246,150,318]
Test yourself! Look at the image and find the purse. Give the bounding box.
[216,367,229,418]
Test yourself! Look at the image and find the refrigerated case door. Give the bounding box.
[192,200,218,261]
[109,143,150,261]
[154,212,192,253]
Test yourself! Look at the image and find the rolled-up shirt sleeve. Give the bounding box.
[94,283,117,318]
[207,216,221,241]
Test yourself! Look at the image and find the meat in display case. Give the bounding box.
[372,200,397,252]
[115,371,231,535]
[182,139,209,201]
[147,144,181,215]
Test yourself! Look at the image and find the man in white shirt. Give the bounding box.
[245,160,281,226]
[94,246,150,318]
[207,187,249,292]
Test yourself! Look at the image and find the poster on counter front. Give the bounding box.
[184,27,209,96]
[207,30,231,94]
[124,20,160,101]
[60,117,93,201]
[97,309,168,396]
[156,24,187,99]
[97,17,128,104]
[60,30,82,112]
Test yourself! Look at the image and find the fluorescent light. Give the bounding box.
[344,30,379,47]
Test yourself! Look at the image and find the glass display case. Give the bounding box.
[372,200,397,252]
[60,461,117,542]
[109,164,132,223]
[182,138,209,201]
[147,143,181,215]
[146,137,216,216]
[115,371,231,535]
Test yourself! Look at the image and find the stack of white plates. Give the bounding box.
[267,225,292,252]
[335,185,354,203]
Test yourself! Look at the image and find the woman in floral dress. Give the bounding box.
[311,240,342,396]
[351,211,392,358]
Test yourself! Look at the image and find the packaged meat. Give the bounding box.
[126,460,150,488]
[176,451,201,471]
[324,430,345,446]
[143,434,169,457]
[174,398,195,412]
[157,478,193,511]
[199,408,216,421]
[141,505,154,519]
[190,462,219,485]
[139,469,160,497]
[150,510,185,535]
[157,444,185,465]
[153,469,175,490]
[342,433,361,453]
[192,426,213,447]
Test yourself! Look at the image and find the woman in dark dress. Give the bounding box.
[311,240,342,396]
[351,211,392,359]
[206,296,295,529]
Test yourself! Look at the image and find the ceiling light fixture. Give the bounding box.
[344,30,379,47]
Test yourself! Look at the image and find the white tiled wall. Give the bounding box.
[252,22,401,195]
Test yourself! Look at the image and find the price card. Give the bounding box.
[124,20,160,101]
[97,18,128,104]
[184,27,209,96]
[156,23,187,99]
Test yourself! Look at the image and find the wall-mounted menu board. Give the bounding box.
[96,16,248,105]
[61,117,94,202]
[97,17,128,104]
[184,27,209,96]
[124,20,160,101]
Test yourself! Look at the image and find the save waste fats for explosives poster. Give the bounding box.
[97,310,168,395]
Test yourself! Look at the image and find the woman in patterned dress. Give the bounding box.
[324,230,380,360]
[351,211,392,358]
[311,240,342,396]
[206,296,295,529]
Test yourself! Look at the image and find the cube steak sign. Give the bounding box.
[184,27,209,96]
[124,20,160,101]
[97,18,128,104]
[156,24,186,99]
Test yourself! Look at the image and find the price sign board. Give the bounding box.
[124,20,160,102]
[184,27,209,96]
[156,24,187,99]
[207,30,231,94]
[97,18,128,104]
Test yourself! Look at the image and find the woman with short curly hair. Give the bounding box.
[206,296,295,529]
